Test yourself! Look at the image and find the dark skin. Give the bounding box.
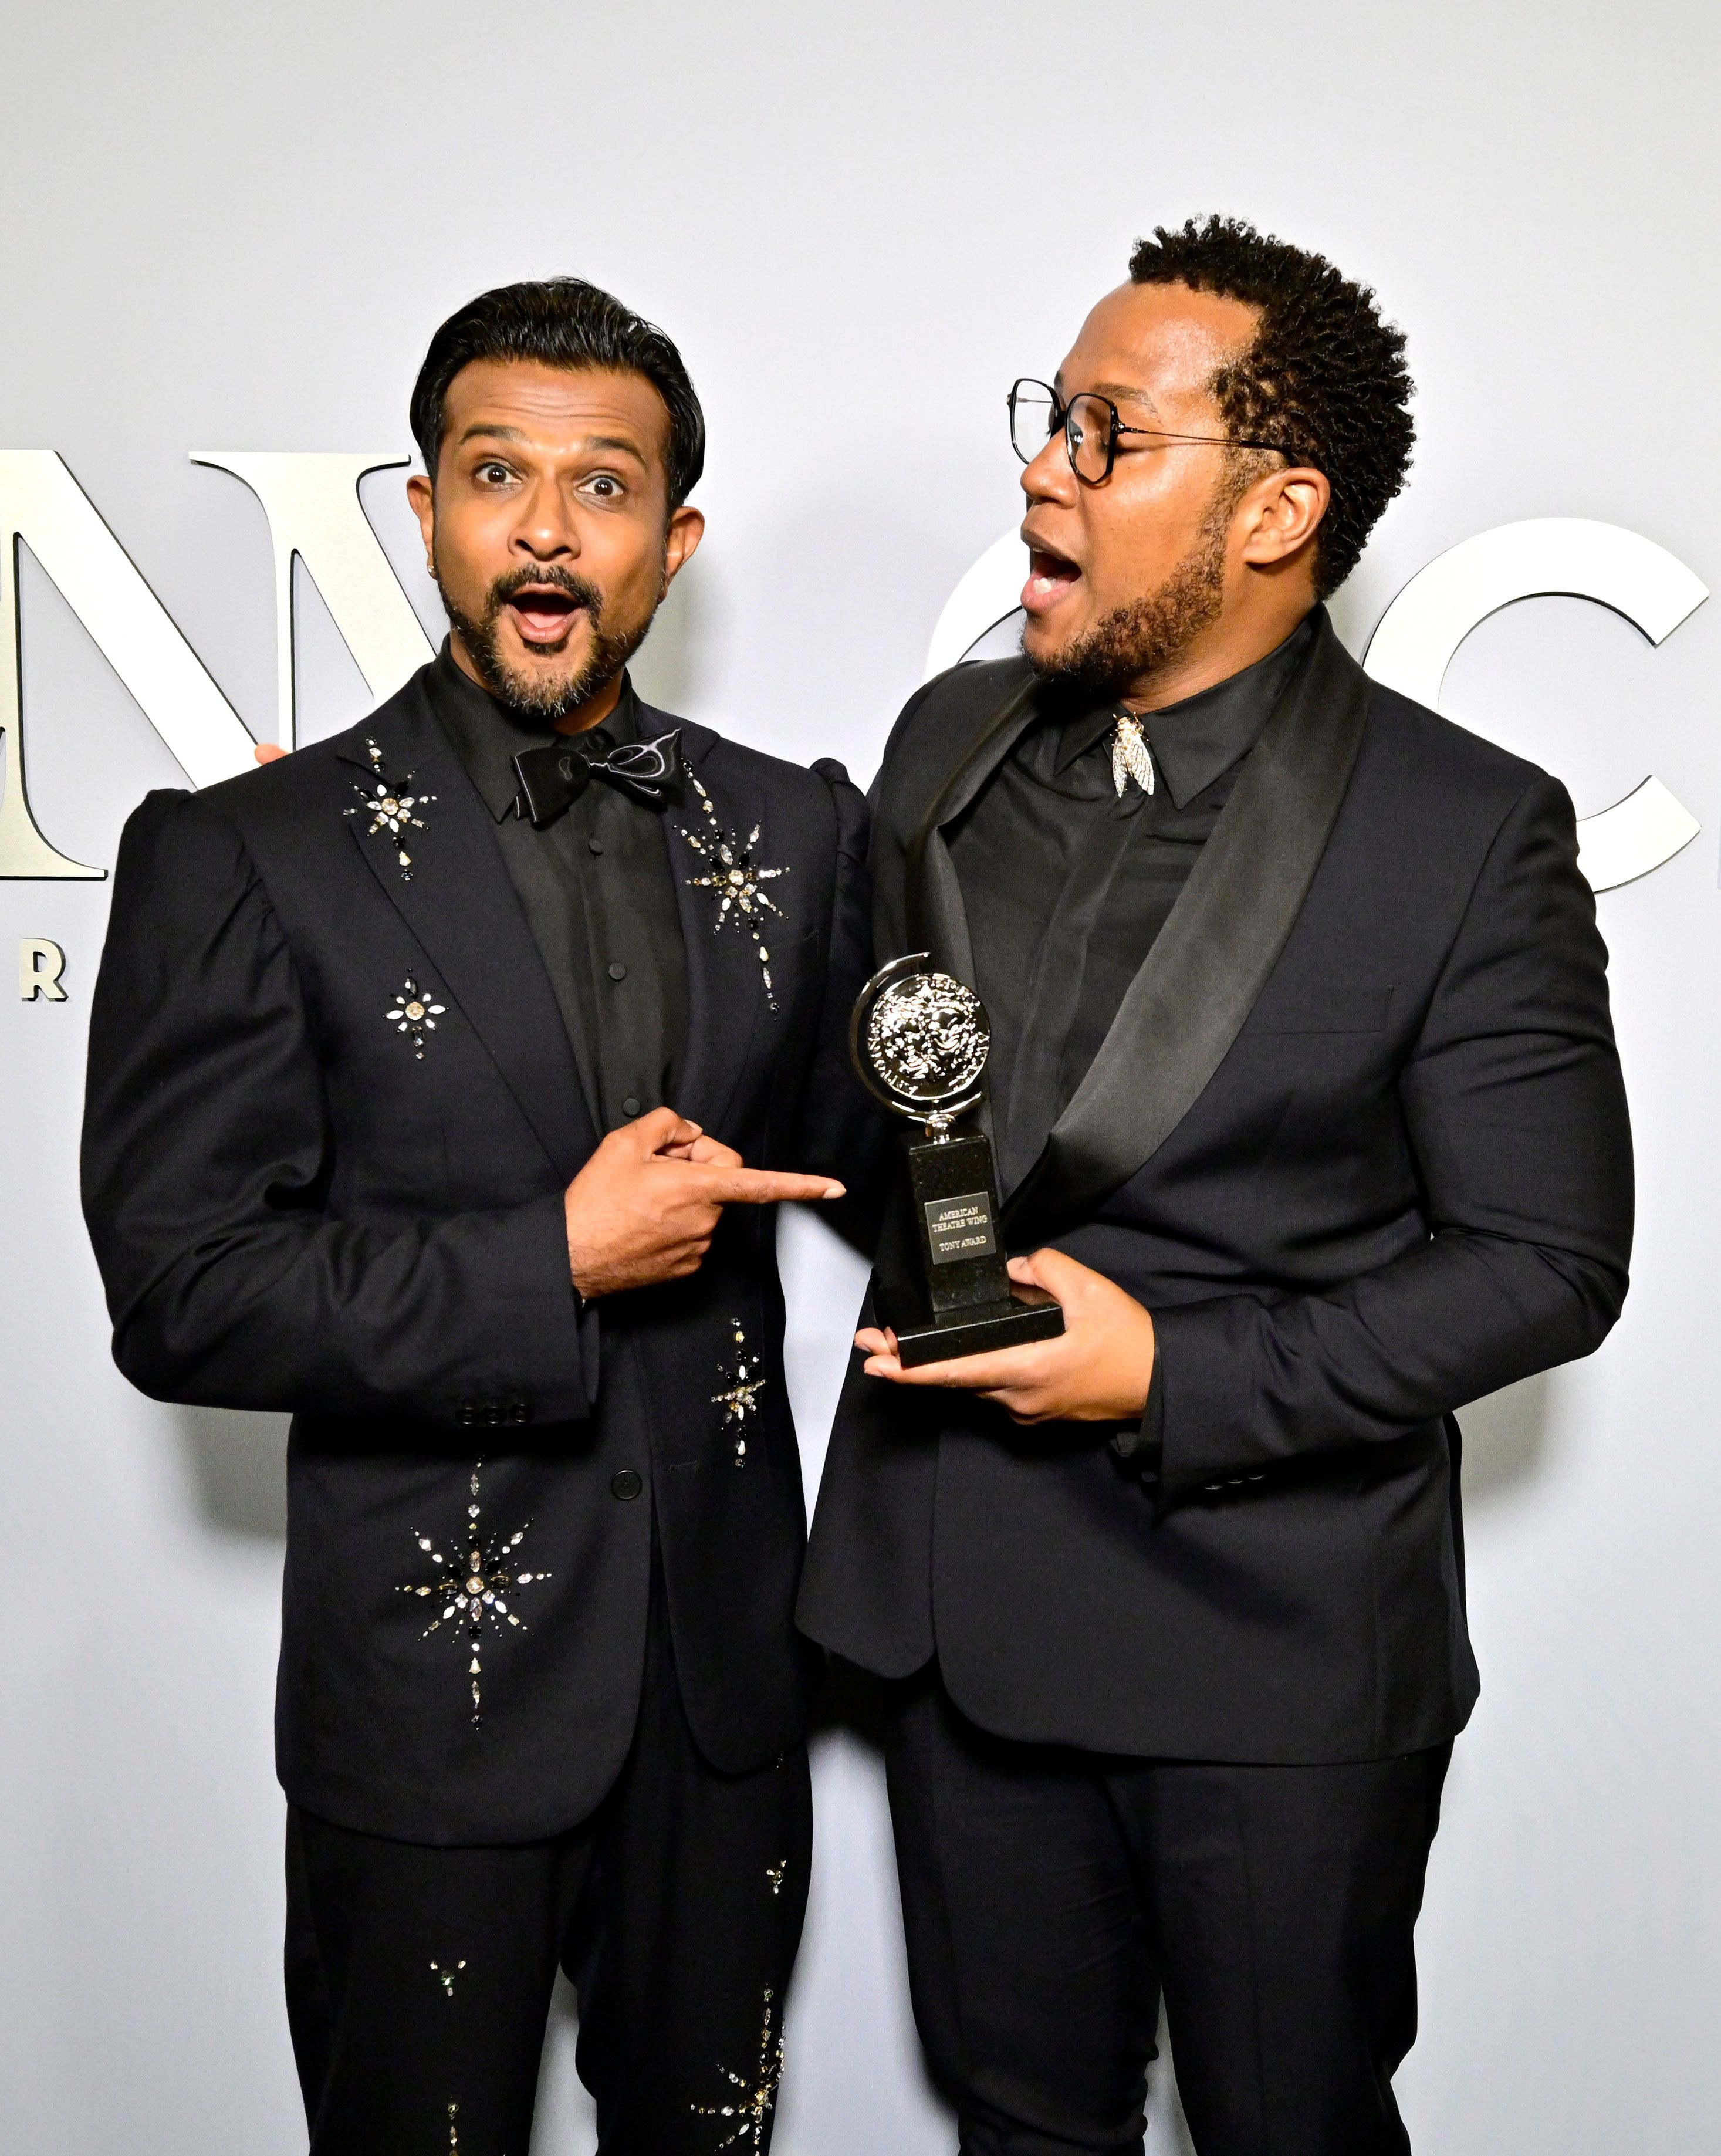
[258,356,844,1296]
[860,279,1331,1421]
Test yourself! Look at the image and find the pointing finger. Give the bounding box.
[701,1168,846,1206]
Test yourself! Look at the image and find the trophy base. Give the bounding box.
[881,1282,1066,1368]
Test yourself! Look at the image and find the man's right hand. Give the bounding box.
[564,1107,844,1299]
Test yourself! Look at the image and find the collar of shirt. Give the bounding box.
[424,638,643,823]
[1048,612,1316,809]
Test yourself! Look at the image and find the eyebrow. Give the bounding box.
[1051,371,1162,415]
[456,423,648,462]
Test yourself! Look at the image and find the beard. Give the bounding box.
[437,561,651,725]
[1027,483,1239,702]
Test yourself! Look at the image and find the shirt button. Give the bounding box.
[622,1095,642,1117]
[607,961,627,981]
[587,837,604,855]
[610,1468,643,1502]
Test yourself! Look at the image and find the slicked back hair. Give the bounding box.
[410,278,705,511]
[1128,217,1414,599]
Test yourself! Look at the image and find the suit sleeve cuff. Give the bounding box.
[1108,1336,1164,1487]
[456,1190,592,1428]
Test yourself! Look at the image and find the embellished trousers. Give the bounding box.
[883,1666,1450,2156]
[284,1559,812,2155]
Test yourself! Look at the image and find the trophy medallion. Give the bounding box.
[850,954,1064,1368]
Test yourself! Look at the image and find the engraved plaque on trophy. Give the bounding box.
[850,953,1064,1368]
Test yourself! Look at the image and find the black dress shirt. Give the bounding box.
[949,617,1315,1475]
[949,616,1315,1195]
[425,643,688,1133]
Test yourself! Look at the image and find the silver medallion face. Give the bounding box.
[867,972,989,1103]
[850,954,991,1130]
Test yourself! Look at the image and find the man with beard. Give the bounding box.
[799,218,1632,2152]
[82,278,875,2152]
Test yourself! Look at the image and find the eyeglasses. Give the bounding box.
[1007,377,1289,486]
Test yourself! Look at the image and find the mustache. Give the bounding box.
[483,565,606,622]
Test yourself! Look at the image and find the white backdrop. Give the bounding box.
[3,3,1719,2149]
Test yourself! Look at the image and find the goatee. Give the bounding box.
[437,562,648,725]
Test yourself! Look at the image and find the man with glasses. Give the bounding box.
[800,217,1632,2152]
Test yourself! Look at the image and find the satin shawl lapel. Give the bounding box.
[904,664,1042,1153]
[1003,617,1372,1241]
[661,716,767,1140]
[905,660,1040,969]
[336,681,597,1178]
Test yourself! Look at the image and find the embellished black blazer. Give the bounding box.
[82,665,876,1844]
[799,613,1634,1765]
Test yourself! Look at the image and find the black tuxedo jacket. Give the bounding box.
[82,666,875,1844]
[799,614,1634,1764]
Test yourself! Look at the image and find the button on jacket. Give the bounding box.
[82,661,879,1844]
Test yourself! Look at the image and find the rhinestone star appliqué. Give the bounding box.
[398,1463,549,1728]
[692,1986,784,2151]
[386,976,446,1059]
[712,1322,767,1465]
[345,738,435,880]
[680,778,789,1009]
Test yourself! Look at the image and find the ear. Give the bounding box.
[662,503,706,588]
[407,472,435,575]
[1237,464,1330,572]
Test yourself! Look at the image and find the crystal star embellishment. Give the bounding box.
[397,1462,550,1728]
[692,1987,784,2150]
[680,778,789,1009]
[712,1321,768,1465]
[386,976,446,1059]
[345,737,435,878]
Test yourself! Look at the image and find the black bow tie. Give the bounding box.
[511,726,682,824]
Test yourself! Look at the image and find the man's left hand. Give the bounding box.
[856,1248,1155,1425]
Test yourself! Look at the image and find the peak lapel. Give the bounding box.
[336,680,597,1179]
[660,719,769,1141]
[1002,616,1372,1242]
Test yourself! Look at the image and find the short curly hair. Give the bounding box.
[1128,217,1414,599]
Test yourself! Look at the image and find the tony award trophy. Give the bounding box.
[850,954,1064,1367]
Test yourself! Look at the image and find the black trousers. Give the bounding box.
[884,1668,1450,2156]
[285,1566,812,2155]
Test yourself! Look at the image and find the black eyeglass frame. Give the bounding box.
[1008,377,1294,486]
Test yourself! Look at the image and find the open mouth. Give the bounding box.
[503,585,587,647]
[1022,539,1081,615]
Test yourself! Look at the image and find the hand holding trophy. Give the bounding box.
[850,954,1064,1367]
